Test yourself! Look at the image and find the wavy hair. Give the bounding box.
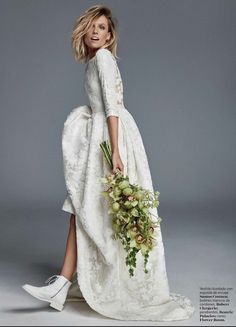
[71,5,119,63]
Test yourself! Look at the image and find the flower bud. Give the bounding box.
[123,187,133,196]
[118,180,129,189]
[112,202,120,211]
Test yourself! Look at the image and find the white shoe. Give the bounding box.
[66,271,85,302]
[22,275,72,311]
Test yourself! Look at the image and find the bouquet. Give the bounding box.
[100,140,162,277]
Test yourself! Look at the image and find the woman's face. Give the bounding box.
[84,15,111,54]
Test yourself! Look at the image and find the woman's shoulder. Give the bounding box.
[95,48,116,63]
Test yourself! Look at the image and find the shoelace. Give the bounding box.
[44,275,59,285]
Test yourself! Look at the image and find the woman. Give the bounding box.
[22,5,195,321]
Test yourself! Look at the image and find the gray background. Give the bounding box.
[0,0,235,326]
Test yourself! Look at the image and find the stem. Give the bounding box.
[100,141,113,168]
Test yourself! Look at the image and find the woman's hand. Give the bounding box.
[112,150,124,174]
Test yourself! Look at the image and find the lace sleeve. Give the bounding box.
[95,48,123,119]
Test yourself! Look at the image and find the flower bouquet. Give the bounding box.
[100,140,162,278]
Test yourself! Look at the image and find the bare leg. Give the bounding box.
[59,214,77,282]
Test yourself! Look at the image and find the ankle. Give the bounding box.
[59,273,72,283]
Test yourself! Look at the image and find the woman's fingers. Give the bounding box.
[112,166,124,174]
[112,155,124,174]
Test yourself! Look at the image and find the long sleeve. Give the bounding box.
[95,48,124,118]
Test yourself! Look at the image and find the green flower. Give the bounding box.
[130,200,138,207]
[131,208,139,217]
[123,187,133,196]
[135,234,144,243]
[124,200,132,208]
[134,191,144,200]
[114,187,122,196]
[118,180,129,189]
[112,202,120,211]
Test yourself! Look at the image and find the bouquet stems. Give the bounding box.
[100,140,113,169]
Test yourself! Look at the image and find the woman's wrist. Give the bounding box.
[112,147,119,154]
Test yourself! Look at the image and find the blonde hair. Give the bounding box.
[71,5,119,63]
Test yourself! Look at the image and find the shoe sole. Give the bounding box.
[22,284,64,311]
[66,298,85,302]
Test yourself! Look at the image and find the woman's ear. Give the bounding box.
[106,31,111,42]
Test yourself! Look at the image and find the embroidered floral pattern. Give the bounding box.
[61,48,195,321]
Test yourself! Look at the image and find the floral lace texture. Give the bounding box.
[61,48,195,321]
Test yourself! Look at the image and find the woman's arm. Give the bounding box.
[107,116,118,152]
[107,116,124,174]
[96,48,124,173]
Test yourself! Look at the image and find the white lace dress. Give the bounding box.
[61,48,195,321]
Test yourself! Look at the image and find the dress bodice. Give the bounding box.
[84,48,126,118]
